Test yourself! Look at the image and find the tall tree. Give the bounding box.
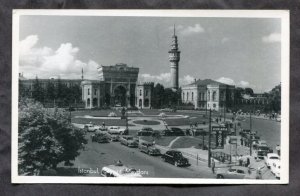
[268,84,281,113]
[18,98,87,175]
[32,77,45,103]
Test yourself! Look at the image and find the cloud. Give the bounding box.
[19,35,99,80]
[179,75,195,85]
[216,77,252,88]
[238,81,250,88]
[216,77,235,85]
[139,73,195,87]
[176,24,205,36]
[262,33,281,43]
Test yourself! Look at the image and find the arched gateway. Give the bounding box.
[81,63,139,108]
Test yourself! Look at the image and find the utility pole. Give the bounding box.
[208,109,212,167]
[250,111,252,156]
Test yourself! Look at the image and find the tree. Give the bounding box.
[45,81,56,102]
[18,98,87,175]
[152,83,165,108]
[245,88,254,96]
[268,84,281,113]
[32,77,45,103]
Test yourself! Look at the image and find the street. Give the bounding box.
[72,133,215,178]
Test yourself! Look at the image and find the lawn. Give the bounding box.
[154,136,177,147]
[170,136,217,149]
[72,118,132,126]
[132,120,160,125]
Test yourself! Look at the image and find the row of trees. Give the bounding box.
[19,78,82,107]
[18,98,87,175]
[151,83,181,109]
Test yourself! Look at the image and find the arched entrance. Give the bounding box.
[92,98,98,107]
[114,85,127,106]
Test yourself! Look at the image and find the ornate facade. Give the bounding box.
[135,82,154,109]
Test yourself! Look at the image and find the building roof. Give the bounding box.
[182,79,234,88]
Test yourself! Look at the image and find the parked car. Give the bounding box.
[84,123,98,132]
[108,126,127,135]
[107,132,120,142]
[270,160,281,179]
[216,166,249,179]
[264,153,280,168]
[91,133,110,143]
[161,127,185,136]
[161,150,189,167]
[138,141,161,156]
[137,127,154,136]
[119,136,138,147]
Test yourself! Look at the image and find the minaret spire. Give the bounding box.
[81,68,84,80]
[173,24,176,36]
[169,25,181,91]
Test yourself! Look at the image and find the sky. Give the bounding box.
[19,15,281,93]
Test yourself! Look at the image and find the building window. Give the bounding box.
[140,90,142,96]
[145,90,148,96]
[183,92,185,101]
[208,91,210,101]
[192,92,194,101]
[212,91,216,101]
[213,103,216,108]
[88,88,90,95]
[87,98,90,107]
[187,92,189,101]
[94,89,97,95]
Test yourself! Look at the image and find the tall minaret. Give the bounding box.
[81,68,84,80]
[168,25,181,91]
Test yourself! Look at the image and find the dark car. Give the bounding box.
[170,127,185,136]
[137,127,154,136]
[91,133,110,143]
[161,128,185,136]
[161,150,189,167]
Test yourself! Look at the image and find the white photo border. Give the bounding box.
[11,9,290,184]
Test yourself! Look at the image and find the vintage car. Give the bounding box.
[216,166,249,179]
[264,153,280,168]
[101,162,142,178]
[270,160,281,179]
[108,126,127,135]
[253,145,273,159]
[161,150,189,167]
[91,133,110,143]
[138,141,161,156]
[107,132,120,142]
[137,127,154,137]
[119,136,138,147]
[84,123,99,132]
[161,127,185,136]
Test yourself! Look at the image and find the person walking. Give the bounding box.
[211,159,215,174]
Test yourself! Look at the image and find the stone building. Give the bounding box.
[81,63,139,108]
[181,79,235,111]
[135,82,154,109]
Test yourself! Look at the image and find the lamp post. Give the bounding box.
[249,111,252,156]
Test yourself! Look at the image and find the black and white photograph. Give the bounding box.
[11,10,289,184]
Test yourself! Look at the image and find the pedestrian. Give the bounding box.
[211,159,215,174]
[102,122,105,129]
[246,157,250,167]
[241,138,244,146]
[276,144,281,156]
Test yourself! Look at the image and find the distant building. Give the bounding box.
[135,82,154,109]
[239,93,269,105]
[181,79,235,111]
